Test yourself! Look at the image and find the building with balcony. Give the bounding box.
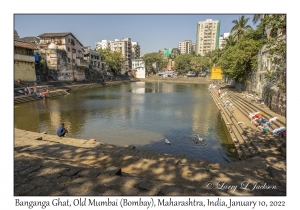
[95,40,111,50]
[110,38,132,73]
[196,19,221,56]
[178,40,193,54]
[131,42,140,59]
[14,40,37,82]
[219,32,230,49]
[132,59,145,78]
[83,46,102,70]
[37,32,85,81]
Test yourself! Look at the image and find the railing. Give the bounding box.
[14,54,35,62]
[78,59,89,67]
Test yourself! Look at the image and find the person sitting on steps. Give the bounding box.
[57,123,68,137]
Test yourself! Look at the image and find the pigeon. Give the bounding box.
[237,122,245,125]
[269,117,278,122]
[165,139,171,144]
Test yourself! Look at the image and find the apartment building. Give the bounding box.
[131,42,140,59]
[83,46,102,70]
[110,38,132,73]
[219,32,230,49]
[95,40,111,50]
[196,19,221,56]
[178,40,193,54]
[14,40,37,81]
[132,58,145,78]
[37,32,85,81]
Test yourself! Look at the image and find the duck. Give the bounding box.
[165,139,171,145]
[195,134,204,142]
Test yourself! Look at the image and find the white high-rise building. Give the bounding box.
[95,40,111,50]
[196,19,221,56]
[110,38,132,73]
[219,32,230,49]
[178,40,193,54]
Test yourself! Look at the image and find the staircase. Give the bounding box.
[209,85,286,160]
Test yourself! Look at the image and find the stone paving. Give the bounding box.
[14,80,286,196]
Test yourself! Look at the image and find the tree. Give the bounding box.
[252,14,263,25]
[250,14,286,67]
[225,35,236,47]
[96,48,125,75]
[201,50,222,70]
[231,16,253,41]
[263,15,286,89]
[217,37,261,82]
[142,52,167,74]
[174,54,193,74]
[190,56,205,74]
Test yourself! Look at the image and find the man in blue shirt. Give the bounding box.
[57,123,68,137]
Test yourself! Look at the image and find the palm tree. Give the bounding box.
[231,16,252,41]
[225,35,236,47]
[252,14,264,24]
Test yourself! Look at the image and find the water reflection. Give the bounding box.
[14,82,239,163]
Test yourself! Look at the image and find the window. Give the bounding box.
[68,39,71,43]
[68,58,71,63]
[67,48,70,52]
[72,49,76,53]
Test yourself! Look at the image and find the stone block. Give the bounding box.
[102,166,122,176]
[159,185,182,196]
[126,145,136,150]
[102,189,122,196]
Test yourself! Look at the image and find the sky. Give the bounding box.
[14,14,257,55]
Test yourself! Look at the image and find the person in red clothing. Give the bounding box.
[218,89,221,97]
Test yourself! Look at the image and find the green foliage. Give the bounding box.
[231,15,253,41]
[217,37,261,82]
[142,52,167,73]
[190,56,205,74]
[224,35,236,48]
[96,48,125,74]
[262,14,286,38]
[174,54,193,74]
[254,14,286,73]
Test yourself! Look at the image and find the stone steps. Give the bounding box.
[220,87,286,155]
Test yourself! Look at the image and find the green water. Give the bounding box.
[14,82,239,163]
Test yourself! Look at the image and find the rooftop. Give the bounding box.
[14,40,37,50]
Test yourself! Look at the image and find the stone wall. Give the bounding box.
[43,49,85,81]
[263,85,286,117]
[14,60,36,82]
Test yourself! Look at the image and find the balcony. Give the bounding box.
[78,59,89,67]
[14,54,35,63]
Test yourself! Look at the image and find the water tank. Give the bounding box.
[48,42,58,49]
